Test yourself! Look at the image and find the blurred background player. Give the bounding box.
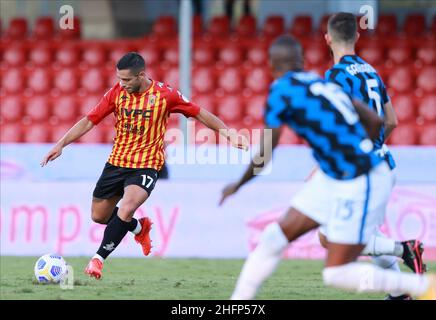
[321,12,426,299]
[41,52,248,280]
[221,35,435,300]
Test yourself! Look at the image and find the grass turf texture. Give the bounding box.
[1,257,434,300]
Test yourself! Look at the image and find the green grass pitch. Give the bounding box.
[1,257,433,300]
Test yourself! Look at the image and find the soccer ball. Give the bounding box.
[34,254,68,283]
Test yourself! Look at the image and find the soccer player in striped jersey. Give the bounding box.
[41,52,248,279]
[320,13,425,299]
[220,35,435,300]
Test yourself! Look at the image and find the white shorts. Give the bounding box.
[291,162,393,245]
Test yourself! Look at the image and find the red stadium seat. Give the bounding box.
[78,126,104,143]
[138,46,160,66]
[245,46,268,66]
[27,68,51,94]
[0,124,23,142]
[51,95,77,123]
[192,67,215,94]
[388,123,418,145]
[79,95,101,116]
[108,46,134,66]
[193,15,203,37]
[318,15,330,35]
[24,95,51,123]
[262,16,285,38]
[416,46,436,66]
[217,68,242,93]
[236,15,257,37]
[245,67,271,93]
[290,15,313,37]
[208,16,230,37]
[50,124,71,142]
[404,14,426,36]
[387,67,414,94]
[33,16,55,39]
[103,127,116,144]
[0,95,23,123]
[191,94,215,113]
[53,68,79,94]
[163,46,179,66]
[216,95,243,123]
[2,46,26,67]
[279,127,300,145]
[306,65,328,78]
[23,124,50,143]
[193,45,215,66]
[416,67,436,94]
[304,44,328,66]
[80,68,106,94]
[386,45,413,66]
[58,16,81,39]
[82,46,106,67]
[6,17,28,39]
[1,68,25,94]
[419,125,436,145]
[390,94,416,122]
[55,45,80,67]
[432,15,436,34]
[358,45,384,65]
[376,14,397,36]
[417,95,436,123]
[193,123,218,144]
[243,94,266,124]
[28,46,52,67]
[152,16,177,37]
[161,67,179,88]
[218,46,243,66]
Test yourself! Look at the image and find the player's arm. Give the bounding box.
[40,117,94,166]
[195,108,248,151]
[219,85,285,206]
[382,100,398,141]
[352,99,384,141]
[219,126,280,205]
[41,85,117,167]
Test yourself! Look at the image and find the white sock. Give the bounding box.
[323,262,429,297]
[231,223,288,300]
[132,220,142,235]
[361,234,396,256]
[92,254,104,263]
[372,255,403,297]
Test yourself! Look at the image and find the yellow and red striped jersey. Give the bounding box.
[87,80,200,170]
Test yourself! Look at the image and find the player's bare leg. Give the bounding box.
[85,185,151,279]
[118,185,154,256]
[322,242,433,298]
[91,195,122,224]
[231,208,319,300]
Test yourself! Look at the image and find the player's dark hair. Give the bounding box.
[269,35,304,71]
[116,52,145,74]
[327,12,357,43]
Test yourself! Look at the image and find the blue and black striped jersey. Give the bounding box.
[325,55,396,169]
[264,70,382,180]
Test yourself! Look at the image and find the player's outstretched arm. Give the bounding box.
[40,117,94,167]
[382,101,398,141]
[219,127,281,206]
[194,108,249,151]
[352,99,384,141]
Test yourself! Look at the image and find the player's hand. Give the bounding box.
[228,133,249,151]
[40,145,63,167]
[219,182,240,206]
